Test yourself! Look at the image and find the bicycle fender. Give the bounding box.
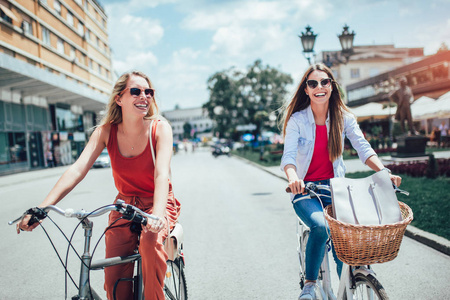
[352,266,376,278]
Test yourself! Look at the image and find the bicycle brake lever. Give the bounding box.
[393,184,409,196]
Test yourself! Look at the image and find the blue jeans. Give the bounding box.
[293,179,343,281]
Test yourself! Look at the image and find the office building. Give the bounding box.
[0,0,113,174]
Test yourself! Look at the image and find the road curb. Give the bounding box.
[232,154,450,257]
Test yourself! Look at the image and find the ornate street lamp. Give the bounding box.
[299,24,356,66]
[338,24,356,62]
[299,25,317,65]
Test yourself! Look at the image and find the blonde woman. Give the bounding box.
[17,71,179,300]
[280,63,401,300]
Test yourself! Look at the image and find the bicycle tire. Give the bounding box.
[164,258,188,300]
[344,273,389,300]
[297,225,309,289]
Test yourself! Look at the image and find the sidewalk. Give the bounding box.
[234,151,450,257]
[0,165,71,188]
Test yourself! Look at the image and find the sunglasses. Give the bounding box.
[306,78,333,89]
[120,87,155,98]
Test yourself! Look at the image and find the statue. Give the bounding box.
[389,77,418,135]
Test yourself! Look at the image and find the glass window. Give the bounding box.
[22,20,33,35]
[56,107,83,131]
[70,47,76,59]
[57,37,64,54]
[0,133,8,165]
[8,132,27,163]
[42,27,50,45]
[74,0,82,6]
[350,68,360,79]
[77,22,84,35]
[54,0,61,15]
[0,8,13,24]
[67,12,74,26]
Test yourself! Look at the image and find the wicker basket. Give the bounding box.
[323,202,413,266]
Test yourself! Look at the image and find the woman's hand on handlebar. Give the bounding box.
[143,215,166,234]
[288,178,305,195]
[16,214,40,234]
[389,174,402,187]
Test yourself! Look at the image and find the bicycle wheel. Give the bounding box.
[164,258,187,300]
[345,273,388,300]
[297,225,309,289]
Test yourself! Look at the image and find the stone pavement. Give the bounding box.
[234,151,450,257]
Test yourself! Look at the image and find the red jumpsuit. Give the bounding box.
[105,121,180,300]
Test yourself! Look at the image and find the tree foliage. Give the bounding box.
[203,60,293,139]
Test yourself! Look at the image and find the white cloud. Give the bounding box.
[154,48,211,109]
[209,23,288,58]
[181,1,288,30]
[113,52,158,75]
[116,15,164,50]
[129,0,179,8]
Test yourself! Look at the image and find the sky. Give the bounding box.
[101,0,450,112]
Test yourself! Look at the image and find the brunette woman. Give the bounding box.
[280,63,401,300]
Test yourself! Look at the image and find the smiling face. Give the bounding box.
[304,70,333,107]
[116,75,152,118]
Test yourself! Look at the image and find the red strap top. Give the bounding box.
[107,121,157,197]
[304,125,334,182]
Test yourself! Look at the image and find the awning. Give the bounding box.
[349,102,391,122]
[0,52,108,112]
[0,4,19,23]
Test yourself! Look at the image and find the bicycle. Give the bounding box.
[9,200,187,300]
[288,182,411,300]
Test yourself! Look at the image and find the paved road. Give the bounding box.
[1,149,450,299]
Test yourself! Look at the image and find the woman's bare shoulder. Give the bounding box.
[90,123,113,145]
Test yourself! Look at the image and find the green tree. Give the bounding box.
[203,60,293,139]
[203,67,243,138]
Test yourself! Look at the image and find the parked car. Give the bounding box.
[93,149,111,168]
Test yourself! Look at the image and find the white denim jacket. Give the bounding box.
[280,106,376,180]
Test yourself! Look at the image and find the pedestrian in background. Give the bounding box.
[439,120,448,148]
[17,71,180,300]
[279,63,401,300]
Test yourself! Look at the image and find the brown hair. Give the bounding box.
[280,63,351,162]
[100,71,160,125]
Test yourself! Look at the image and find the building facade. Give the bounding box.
[319,45,424,98]
[346,50,450,107]
[162,107,214,142]
[0,0,113,175]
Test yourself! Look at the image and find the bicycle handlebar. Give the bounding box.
[8,199,159,227]
[285,182,329,194]
[286,182,409,196]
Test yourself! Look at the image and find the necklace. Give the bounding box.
[121,125,146,150]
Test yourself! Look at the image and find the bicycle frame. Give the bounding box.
[10,202,186,300]
[76,215,144,300]
[295,186,386,300]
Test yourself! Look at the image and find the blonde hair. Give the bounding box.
[280,63,351,162]
[100,71,160,125]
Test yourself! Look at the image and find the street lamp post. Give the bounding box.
[299,25,317,65]
[299,24,356,67]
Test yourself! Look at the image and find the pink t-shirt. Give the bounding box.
[304,125,334,181]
